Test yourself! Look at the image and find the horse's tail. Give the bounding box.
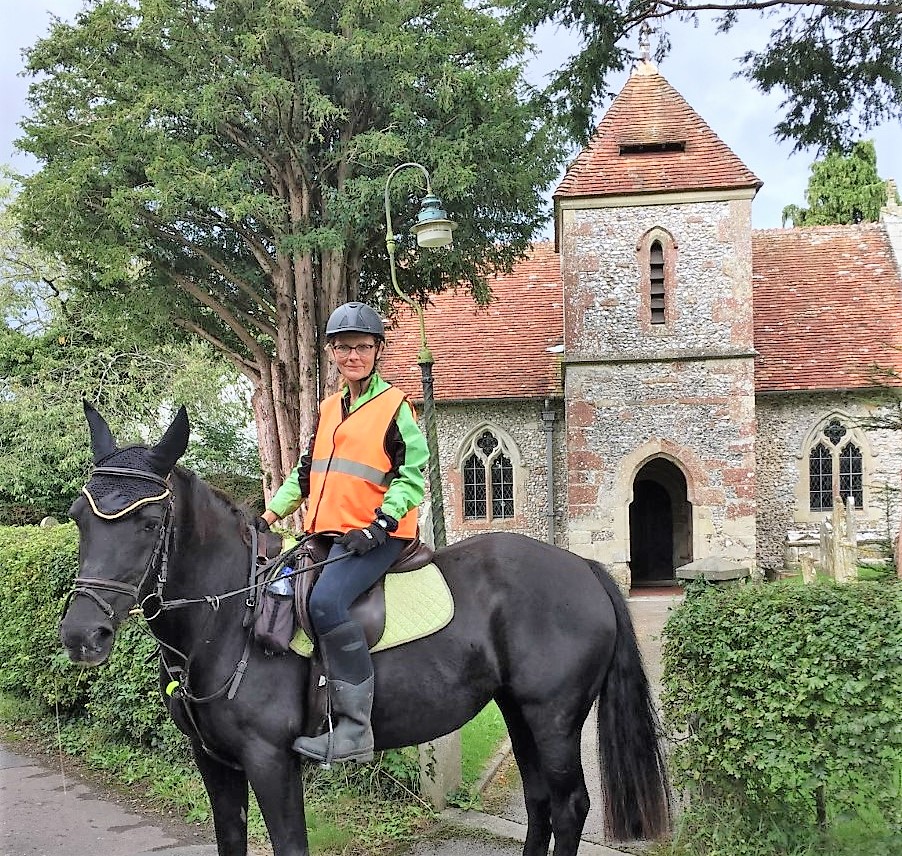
[588,559,672,841]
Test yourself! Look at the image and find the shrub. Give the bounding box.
[0,524,88,709]
[662,579,902,853]
[0,524,186,757]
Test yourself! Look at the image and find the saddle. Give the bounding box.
[293,533,435,739]
[293,534,435,648]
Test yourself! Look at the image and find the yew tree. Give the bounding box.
[15,0,559,498]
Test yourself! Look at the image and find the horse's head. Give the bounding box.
[60,402,189,665]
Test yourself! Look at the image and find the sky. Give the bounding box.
[2,1,900,234]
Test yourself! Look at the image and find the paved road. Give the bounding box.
[0,746,217,856]
[1,595,678,856]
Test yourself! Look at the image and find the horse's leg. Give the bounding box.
[191,743,250,856]
[242,743,309,856]
[519,703,590,856]
[496,694,552,856]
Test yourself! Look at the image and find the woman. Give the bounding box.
[260,301,428,763]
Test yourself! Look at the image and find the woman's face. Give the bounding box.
[329,333,382,384]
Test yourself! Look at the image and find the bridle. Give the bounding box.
[62,462,338,768]
[62,466,176,624]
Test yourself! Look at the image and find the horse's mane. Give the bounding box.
[171,465,253,548]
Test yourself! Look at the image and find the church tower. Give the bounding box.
[554,56,762,586]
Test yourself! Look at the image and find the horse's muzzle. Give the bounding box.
[59,620,114,666]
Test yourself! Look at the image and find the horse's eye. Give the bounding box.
[143,520,160,532]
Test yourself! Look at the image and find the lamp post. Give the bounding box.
[384,163,461,809]
[383,162,456,549]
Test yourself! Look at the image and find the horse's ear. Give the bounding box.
[84,400,118,463]
[148,405,190,474]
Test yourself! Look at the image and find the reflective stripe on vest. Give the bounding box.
[303,386,418,538]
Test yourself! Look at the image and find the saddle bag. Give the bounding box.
[254,562,297,655]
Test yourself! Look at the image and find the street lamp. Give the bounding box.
[383,162,456,549]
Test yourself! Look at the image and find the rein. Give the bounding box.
[65,463,346,766]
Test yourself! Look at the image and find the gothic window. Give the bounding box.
[462,429,515,521]
[809,443,833,511]
[807,419,864,511]
[649,240,666,324]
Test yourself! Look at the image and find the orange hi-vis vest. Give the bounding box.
[303,386,418,539]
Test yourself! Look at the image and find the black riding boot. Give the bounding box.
[292,621,374,764]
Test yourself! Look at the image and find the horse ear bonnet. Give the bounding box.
[83,446,173,519]
[81,406,188,519]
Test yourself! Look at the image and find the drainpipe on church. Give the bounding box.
[542,399,557,544]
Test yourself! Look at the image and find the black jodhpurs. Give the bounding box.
[308,537,409,634]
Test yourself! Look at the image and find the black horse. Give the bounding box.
[60,403,671,856]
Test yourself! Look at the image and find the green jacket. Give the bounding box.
[267,373,428,526]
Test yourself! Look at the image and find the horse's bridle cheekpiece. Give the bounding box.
[65,447,175,624]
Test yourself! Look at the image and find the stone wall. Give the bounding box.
[562,359,757,584]
[756,391,902,574]
[424,399,569,546]
[559,199,755,359]
[557,197,758,584]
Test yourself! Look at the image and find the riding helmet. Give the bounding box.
[325,302,385,341]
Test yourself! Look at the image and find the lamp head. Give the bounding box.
[411,193,457,248]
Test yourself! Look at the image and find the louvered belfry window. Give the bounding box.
[808,419,864,511]
[649,240,666,324]
[463,430,514,520]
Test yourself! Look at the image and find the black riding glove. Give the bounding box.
[338,521,390,555]
[253,516,271,533]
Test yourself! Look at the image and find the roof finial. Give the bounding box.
[633,18,658,75]
[639,20,651,62]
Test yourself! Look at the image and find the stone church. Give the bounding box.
[380,60,902,587]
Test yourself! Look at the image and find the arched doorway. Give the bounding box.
[629,458,692,587]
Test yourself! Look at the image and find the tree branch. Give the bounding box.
[136,210,276,330]
[651,0,900,15]
[170,271,271,364]
[173,317,260,379]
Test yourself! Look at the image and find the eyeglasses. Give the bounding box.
[331,343,377,357]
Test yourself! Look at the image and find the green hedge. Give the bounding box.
[0,524,188,758]
[662,579,902,854]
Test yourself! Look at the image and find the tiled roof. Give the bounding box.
[379,243,564,401]
[554,63,761,199]
[752,223,902,392]
[380,224,902,401]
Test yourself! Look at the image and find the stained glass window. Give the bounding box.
[823,420,847,446]
[463,455,486,519]
[838,443,863,508]
[809,443,833,511]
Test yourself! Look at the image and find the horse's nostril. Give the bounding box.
[93,624,114,646]
[60,622,114,659]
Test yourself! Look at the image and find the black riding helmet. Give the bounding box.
[325,302,385,341]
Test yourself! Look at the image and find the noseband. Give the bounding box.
[63,466,175,623]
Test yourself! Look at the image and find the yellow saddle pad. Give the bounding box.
[289,562,453,657]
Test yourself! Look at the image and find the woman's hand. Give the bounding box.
[337,522,389,555]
